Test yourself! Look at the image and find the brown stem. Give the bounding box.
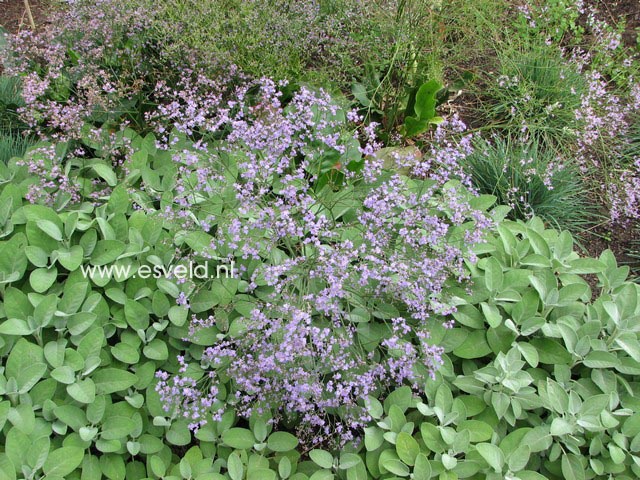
[23,0,37,30]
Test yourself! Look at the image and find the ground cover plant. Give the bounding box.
[0,0,640,479]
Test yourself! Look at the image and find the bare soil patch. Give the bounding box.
[0,0,49,34]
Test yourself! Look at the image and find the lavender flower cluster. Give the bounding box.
[153,79,492,443]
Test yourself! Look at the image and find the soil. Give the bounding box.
[589,0,640,47]
[0,0,49,34]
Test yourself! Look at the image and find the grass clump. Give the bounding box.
[479,44,587,149]
[465,135,594,231]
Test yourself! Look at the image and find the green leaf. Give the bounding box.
[101,416,136,440]
[403,116,430,137]
[36,219,63,241]
[339,453,361,470]
[550,418,574,436]
[384,386,413,414]
[453,330,492,359]
[530,338,572,364]
[364,427,384,451]
[92,164,117,186]
[90,240,126,266]
[81,455,102,480]
[380,452,410,477]
[56,245,84,271]
[396,432,420,466]
[8,404,35,434]
[51,366,76,384]
[222,428,255,449]
[458,420,493,443]
[484,257,504,292]
[310,450,334,469]
[149,456,166,477]
[583,351,620,368]
[26,436,50,471]
[6,339,44,382]
[43,447,84,477]
[111,343,140,364]
[227,453,243,480]
[29,267,57,292]
[267,432,298,452]
[414,79,442,120]
[124,299,149,330]
[561,454,585,480]
[25,246,49,268]
[0,318,31,335]
[480,302,502,328]
[475,443,504,472]
[351,83,371,107]
[279,457,292,479]
[412,454,432,480]
[568,258,605,274]
[92,368,137,394]
[67,379,96,404]
[615,334,640,362]
[143,338,168,361]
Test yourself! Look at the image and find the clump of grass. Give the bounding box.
[0,131,35,164]
[478,43,587,149]
[0,76,26,133]
[465,135,595,232]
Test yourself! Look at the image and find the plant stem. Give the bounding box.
[24,0,37,30]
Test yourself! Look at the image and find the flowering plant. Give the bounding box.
[150,79,493,444]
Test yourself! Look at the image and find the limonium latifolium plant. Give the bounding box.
[149,78,493,444]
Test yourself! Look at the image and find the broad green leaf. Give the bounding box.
[90,240,126,266]
[561,454,585,480]
[227,453,243,480]
[92,368,137,394]
[529,338,571,364]
[458,420,493,443]
[67,379,96,404]
[309,450,334,469]
[92,164,117,186]
[413,454,432,480]
[43,447,84,477]
[267,432,298,452]
[222,428,255,449]
[396,432,420,466]
[29,267,57,292]
[101,416,137,440]
[475,443,504,472]
[36,219,63,241]
[56,245,84,271]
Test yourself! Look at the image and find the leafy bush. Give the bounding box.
[354,216,640,480]
[464,135,595,231]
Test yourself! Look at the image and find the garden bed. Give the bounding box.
[1,1,640,479]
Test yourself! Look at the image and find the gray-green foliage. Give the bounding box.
[3,131,639,480]
[0,130,365,480]
[360,216,640,479]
